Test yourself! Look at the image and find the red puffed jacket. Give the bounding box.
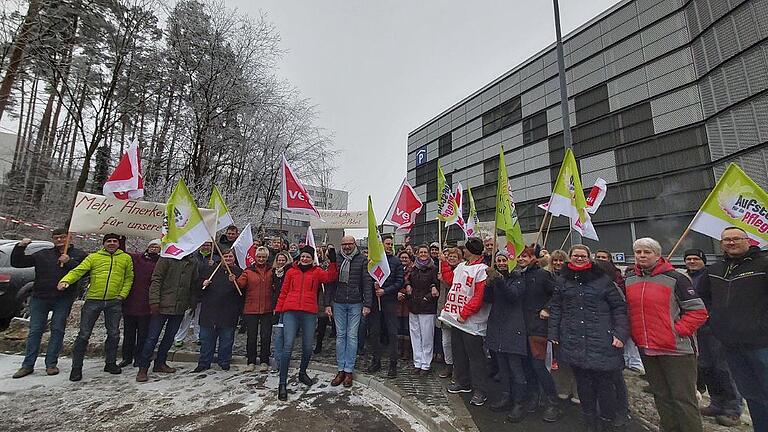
[275,262,338,314]
[625,258,708,355]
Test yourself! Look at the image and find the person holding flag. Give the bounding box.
[136,179,209,383]
[275,244,338,401]
[495,147,525,267]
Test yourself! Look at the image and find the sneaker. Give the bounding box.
[192,365,209,373]
[103,364,122,374]
[716,414,741,427]
[438,365,453,379]
[470,391,487,406]
[244,364,256,372]
[46,367,59,376]
[447,383,472,394]
[12,368,33,379]
[173,340,183,348]
[69,368,82,382]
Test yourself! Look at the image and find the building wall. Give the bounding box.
[407,0,768,258]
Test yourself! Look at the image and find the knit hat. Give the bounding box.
[300,245,315,257]
[684,248,707,264]
[102,233,120,244]
[148,239,161,247]
[465,237,484,255]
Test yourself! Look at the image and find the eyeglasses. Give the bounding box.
[721,237,747,243]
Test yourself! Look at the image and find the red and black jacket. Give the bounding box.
[625,258,707,355]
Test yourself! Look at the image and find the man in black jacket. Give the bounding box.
[324,235,372,387]
[700,227,768,432]
[366,234,404,377]
[11,229,86,378]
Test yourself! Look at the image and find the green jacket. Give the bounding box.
[149,256,199,315]
[60,248,134,300]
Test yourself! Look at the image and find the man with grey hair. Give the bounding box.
[324,235,372,387]
[625,237,708,432]
[700,226,768,431]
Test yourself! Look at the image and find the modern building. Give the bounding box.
[266,184,349,246]
[407,0,768,260]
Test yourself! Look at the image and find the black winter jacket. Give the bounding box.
[548,264,629,371]
[407,261,439,314]
[519,264,557,337]
[324,252,373,308]
[11,244,86,299]
[485,271,527,356]
[700,246,768,348]
[198,266,243,328]
[379,253,404,300]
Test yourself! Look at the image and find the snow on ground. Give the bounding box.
[0,354,429,432]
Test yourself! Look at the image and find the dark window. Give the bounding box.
[483,157,499,184]
[574,84,610,124]
[522,111,548,144]
[438,133,452,157]
[482,96,522,136]
[415,159,436,186]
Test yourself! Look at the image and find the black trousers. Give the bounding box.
[496,351,527,402]
[317,316,331,344]
[244,313,272,365]
[572,366,622,421]
[451,327,488,391]
[368,298,399,363]
[122,314,149,363]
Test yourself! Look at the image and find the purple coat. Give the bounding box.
[123,252,158,316]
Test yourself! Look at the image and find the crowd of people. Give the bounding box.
[7,224,768,432]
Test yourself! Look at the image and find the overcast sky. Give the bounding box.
[231,0,620,216]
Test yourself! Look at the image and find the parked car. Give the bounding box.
[0,240,54,330]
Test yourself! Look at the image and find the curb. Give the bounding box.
[168,349,477,432]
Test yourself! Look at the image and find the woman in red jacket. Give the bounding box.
[275,245,338,401]
[236,246,274,373]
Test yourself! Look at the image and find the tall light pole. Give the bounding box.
[553,0,581,244]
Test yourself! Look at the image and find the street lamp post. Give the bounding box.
[553,0,581,245]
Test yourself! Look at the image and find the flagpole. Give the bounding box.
[437,219,442,249]
[667,224,693,260]
[211,240,242,295]
[543,214,554,249]
[204,262,223,287]
[560,229,572,250]
[534,212,549,246]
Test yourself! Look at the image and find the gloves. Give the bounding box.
[327,246,337,263]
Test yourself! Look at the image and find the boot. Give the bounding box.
[438,365,453,379]
[387,361,397,378]
[313,340,323,354]
[331,371,346,387]
[489,394,512,412]
[153,363,177,373]
[507,403,526,423]
[542,400,562,423]
[104,363,122,374]
[278,384,288,401]
[298,371,314,386]
[136,367,149,382]
[366,358,381,374]
[69,368,82,382]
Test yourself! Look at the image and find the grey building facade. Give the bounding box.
[407,0,768,258]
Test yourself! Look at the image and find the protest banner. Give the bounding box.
[69,192,216,240]
[310,210,368,229]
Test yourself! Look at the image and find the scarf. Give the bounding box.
[339,247,360,284]
[143,251,159,262]
[567,261,592,272]
[414,257,433,270]
[298,263,313,272]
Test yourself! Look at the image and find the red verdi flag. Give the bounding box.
[103,139,144,200]
[384,178,423,233]
[280,156,321,218]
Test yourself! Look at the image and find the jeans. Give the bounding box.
[333,302,362,373]
[121,314,150,363]
[271,314,283,368]
[244,313,272,365]
[137,314,184,368]
[22,296,74,369]
[495,351,527,402]
[451,327,488,391]
[642,354,703,432]
[572,367,622,421]
[279,311,316,385]
[725,347,768,432]
[624,338,644,372]
[368,298,399,363]
[71,299,122,369]
[198,325,235,368]
[698,326,743,416]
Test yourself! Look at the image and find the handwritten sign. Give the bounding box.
[310,210,368,229]
[69,192,217,240]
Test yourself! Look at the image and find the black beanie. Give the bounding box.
[102,233,120,244]
[684,248,706,264]
[465,237,484,255]
[300,245,315,257]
